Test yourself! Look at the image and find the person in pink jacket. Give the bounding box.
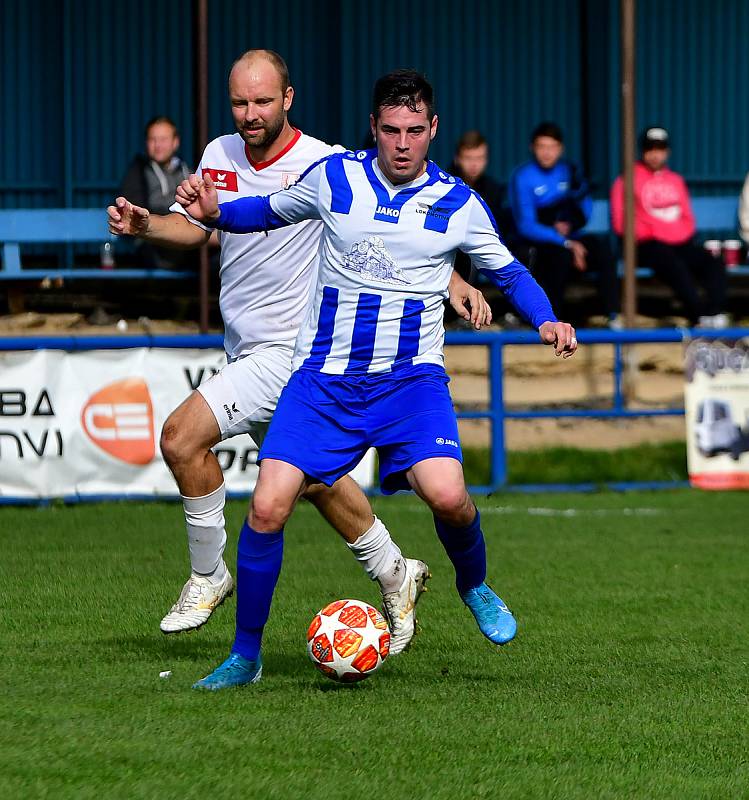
[611,127,728,326]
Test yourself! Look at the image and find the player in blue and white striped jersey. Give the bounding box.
[179,69,578,690]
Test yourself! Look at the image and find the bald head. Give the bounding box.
[229,49,290,94]
[228,49,294,152]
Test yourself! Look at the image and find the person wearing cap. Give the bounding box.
[508,122,620,326]
[611,126,728,327]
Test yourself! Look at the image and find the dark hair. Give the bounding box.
[372,69,435,121]
[456,130,487,152]
[231,49,291,93]
[531,121,563,144]
[145,116,178,138]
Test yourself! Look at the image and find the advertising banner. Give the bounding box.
[684,337,749,489]
[0,348,374,501]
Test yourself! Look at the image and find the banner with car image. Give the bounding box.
[684,337,749,489]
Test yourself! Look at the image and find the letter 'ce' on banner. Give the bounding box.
[0,348,374,501]
[684,337,749,490]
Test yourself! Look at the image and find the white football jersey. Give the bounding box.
[171,130,338,360]
[258,151,525,374]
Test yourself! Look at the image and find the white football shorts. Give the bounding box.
[197,344,294,445]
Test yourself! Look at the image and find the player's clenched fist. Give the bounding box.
[538,321,578,358]
[175,173,220,223]
[107,197,150,236]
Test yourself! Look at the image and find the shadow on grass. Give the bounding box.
[91,631,515,691]
[93,632,223,662]
[93,634,324,677]
[312,680,368,693]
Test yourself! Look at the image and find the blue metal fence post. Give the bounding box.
[489,337,507,491]
[613,342,624,413]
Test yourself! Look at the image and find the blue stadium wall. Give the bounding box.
[2,0,748,211]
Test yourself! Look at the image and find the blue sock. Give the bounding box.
[232,521,284,661]
[434,508,487,595]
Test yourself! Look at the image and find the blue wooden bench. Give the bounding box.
[584,196,749,277]
[0,208,194,280]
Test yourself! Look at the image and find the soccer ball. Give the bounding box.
[307,599,390,683]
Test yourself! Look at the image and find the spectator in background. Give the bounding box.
[449,131,504,284]
[509,122,619,325]
[118,116,193,270]
[451,130,503,218]
[611,126,728,327]
[738,171,749,247]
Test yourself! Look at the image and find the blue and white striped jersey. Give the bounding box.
[213,149,556,375]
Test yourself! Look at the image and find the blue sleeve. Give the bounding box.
[208,157,327,233]
[209,195,291,234]
[510,166,567,245]
[478,261,557,328]
[461,192,557,328]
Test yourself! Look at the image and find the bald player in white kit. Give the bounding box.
[108,50,490,654]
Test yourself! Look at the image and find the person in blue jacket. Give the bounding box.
[509,122,619,324]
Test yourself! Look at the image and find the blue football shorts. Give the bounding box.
[258,363,462,493]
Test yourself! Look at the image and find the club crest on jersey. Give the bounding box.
[281,172,301,189]
[342,236,410,285]
[202,168,238,192]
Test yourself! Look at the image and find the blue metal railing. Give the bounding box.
[445,327,749,493]
[2,328,748,496]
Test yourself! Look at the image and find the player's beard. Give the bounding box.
[240,112,285,150]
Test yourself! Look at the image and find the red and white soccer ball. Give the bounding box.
[307,598,390,683]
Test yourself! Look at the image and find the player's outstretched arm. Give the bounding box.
[539,321,577,358]
[173,172,288,235]
[175,173,220,223]
[107,196,210,249]
[195,159,324,235]
[448,270,492,330]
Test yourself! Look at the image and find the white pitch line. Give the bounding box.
[521,507,662,517]
[382,504,663,517]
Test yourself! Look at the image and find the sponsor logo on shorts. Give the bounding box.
[81,378,155,465]
[435,436,459,448]
[202,168,238,192]
[223,402,239,421]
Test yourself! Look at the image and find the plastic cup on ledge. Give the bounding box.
[722,239,742,269]
[703,239,722,259]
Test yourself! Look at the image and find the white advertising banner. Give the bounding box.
[684,337,749,490]
[0,348,374,501]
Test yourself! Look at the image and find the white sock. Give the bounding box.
[347,516,405,594]
[183,482,227,583]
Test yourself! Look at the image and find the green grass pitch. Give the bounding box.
[1,491,747,799]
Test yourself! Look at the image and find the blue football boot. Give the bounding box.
[192,652,263,691]
[460,583,517,645]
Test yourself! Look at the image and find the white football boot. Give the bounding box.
[160,566,234,634]
[381,558,430,655]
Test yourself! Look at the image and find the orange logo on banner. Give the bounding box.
[81,378,155,465]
